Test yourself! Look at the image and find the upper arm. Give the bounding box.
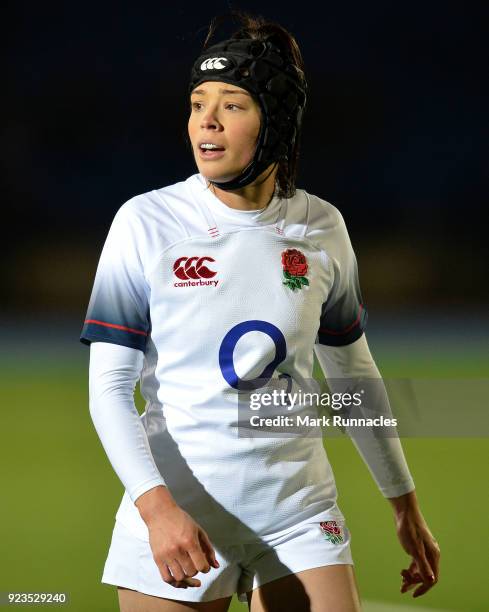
[316,209,368,347]
[80,203,151,352]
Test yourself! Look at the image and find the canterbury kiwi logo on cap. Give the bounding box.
[200,57,229,71]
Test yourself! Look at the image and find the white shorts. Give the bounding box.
[101,513,354,604]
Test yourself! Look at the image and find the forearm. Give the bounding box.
[88,341,166,503]
[314,334,415,498]
[135,484,179,526]
[388,489,420,515]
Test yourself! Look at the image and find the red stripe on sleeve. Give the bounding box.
[318,304,364,336]
[84,319,148,336]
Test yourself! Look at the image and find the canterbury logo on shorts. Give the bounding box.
[200,57,229,71]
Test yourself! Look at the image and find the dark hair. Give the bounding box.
[198,10,306,199]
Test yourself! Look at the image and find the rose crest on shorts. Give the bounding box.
[281,249,309,291]
[319,521,344,544]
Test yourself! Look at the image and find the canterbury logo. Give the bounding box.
[200,57,228,71]
[173,256,217,280]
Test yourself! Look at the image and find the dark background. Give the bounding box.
[3,0,488,320]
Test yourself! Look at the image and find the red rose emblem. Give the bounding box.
[281,249,310,291]
[282,249,308,277]
[319,520,344,544]
[320,521,341,535]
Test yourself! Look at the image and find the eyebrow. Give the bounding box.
[191,88,251,97]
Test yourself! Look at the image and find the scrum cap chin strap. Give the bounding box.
[189,37,307,191]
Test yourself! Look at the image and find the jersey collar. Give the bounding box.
[192,173,283,226]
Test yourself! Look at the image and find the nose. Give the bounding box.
[200,105,223,131]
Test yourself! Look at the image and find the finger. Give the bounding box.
[401,568,422,584]
[179,577,201,588]
[413,569,436,598]
[413,579,436,598]
[400,568,422,593]
[187,545,211,574]
[169,574,201,589]
[157,564,191,589]
[199,529,220,568]
[426,538,441,582]
[413,540,435,583]
[158,562,176,586]
[410,550,436,598]
[167,559,189,583]
[400,568,418,580]
[199,529,219,568]
[401,582,417,594]
[177,551,199,578]
[166,554,203,588]
[400,576,415,593]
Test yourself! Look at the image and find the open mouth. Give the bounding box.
[199,145,226,159]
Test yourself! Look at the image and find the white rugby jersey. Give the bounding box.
[80,172,370,543]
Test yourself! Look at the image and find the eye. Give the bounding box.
[226,103,240,111]
[191,101,202,111]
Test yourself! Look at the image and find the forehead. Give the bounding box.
[190,81,251,97]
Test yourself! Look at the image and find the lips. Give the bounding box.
[198,148,226,160]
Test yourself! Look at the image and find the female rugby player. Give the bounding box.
[81,11,440,612]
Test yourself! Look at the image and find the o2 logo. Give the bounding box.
[219,320,289,391]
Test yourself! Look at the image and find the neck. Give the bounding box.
[206,164,278,211]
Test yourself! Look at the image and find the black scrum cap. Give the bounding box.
[189,37,307,191]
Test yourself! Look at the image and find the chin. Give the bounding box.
[198,165,241,183]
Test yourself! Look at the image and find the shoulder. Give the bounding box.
[292,188,349,248]
[298,190,360,275]
[117,173,200,225]
[112,173,202,238]
[106,174,202,268]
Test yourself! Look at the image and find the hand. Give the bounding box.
[391,495,440,598]
[135,486,220,589]
[147,505,220,589]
